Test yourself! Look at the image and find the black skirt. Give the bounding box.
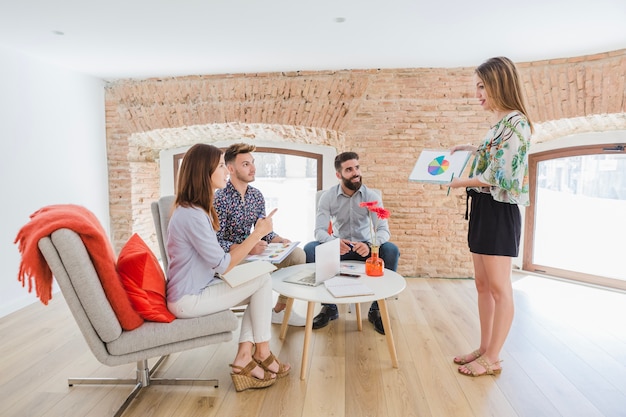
[466,189,521,257]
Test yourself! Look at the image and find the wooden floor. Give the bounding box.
[1,272,625,417]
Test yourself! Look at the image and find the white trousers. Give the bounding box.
[168,273,273,344]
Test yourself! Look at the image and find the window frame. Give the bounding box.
[523,143,626,290]
[173,147,324,192]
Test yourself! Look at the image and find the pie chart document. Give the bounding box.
[409,149,471,184]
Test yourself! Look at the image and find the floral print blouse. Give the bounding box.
[213,180,277,252]
[468,111,531,206]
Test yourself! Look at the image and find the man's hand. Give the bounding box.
[340,239,354,255]
[353,241,370,257]
[249,240,268,255]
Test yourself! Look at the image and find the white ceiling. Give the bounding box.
[1,0,625,81]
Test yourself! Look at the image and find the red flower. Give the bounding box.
[371,206,390,220]
[359,201,391,246]
[359,201,379,209]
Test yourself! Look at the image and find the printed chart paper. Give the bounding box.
[245,241,301,264]
[409,149,471,184]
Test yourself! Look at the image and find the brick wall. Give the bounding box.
[105,49,626,278]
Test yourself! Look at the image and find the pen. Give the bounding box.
[346,242,354,250]
[447,173,454,196]
[339,272,360,278]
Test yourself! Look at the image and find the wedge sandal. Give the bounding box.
[229,360,276,392]
[254,352,291,378]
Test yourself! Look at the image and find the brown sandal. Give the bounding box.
[458,357,502,377]
[453,349,482,365]
[254,352,291,378]
[229,360,276,392]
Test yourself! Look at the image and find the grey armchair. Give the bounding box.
[150,195,175,274]
[38,228,238,417]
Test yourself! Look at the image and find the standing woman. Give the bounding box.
[448,57,533,377]
[166,143,290,391]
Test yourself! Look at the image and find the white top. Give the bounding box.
[166,205,231,303]
[271,262,406,304]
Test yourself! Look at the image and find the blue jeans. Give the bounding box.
[303,240,400,310]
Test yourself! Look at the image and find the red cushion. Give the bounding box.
[117,234,175,322]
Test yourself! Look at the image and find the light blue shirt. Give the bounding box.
[166,205,231,303]
[314,184,390,245]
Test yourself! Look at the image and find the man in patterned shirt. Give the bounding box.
[214,143,306,326]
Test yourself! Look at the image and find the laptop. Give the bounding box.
[283,239,340,286]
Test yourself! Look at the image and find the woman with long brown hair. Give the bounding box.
[449,57,533,377]
[166,143,290,391]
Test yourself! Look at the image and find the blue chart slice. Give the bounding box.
[427,155,450,176]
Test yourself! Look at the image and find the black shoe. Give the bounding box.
[368,308,385,335]
[312,304,338,329]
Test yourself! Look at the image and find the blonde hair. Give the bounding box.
[476,57,534,133]
[175,143,222,229]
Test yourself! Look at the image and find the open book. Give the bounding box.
[220,261,277,288]
[245,241,301,264]
[324,276,374,298]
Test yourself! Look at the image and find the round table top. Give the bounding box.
[271,261,406,304]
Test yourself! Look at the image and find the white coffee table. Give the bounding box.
[271,262,406,380]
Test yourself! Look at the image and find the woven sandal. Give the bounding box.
[229,360,276,392]
[458,357,502,377]
[254,352,291,378]
[453,349,482,365]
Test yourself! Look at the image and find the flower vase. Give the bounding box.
[365,245,384,276]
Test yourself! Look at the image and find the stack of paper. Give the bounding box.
[324,276,374,298]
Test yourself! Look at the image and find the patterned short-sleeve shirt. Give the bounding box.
[469,111,531,206]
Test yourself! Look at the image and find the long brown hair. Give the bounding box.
[175,143,222,229]
[476,56,534,133]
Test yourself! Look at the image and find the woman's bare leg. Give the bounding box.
[473,253,496,354]
[454,253,493,364]
[231,341,273,379]
[480,254,514,365]
[253,341,291,374]
[459,254,512,374]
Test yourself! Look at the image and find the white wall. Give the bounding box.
[0,46,109,317]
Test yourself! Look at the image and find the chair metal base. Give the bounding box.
[68,356,218,417]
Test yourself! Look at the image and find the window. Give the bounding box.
[248,149,321,243]
[173,147,323,244]
[523,144,626,290]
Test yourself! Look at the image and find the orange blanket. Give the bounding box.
[15,204,144,330]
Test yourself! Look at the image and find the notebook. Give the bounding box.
[283,239,340,286]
